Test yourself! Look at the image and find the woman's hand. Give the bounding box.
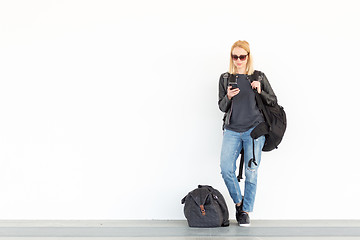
[227,86,240,100]
[251,81,261,93]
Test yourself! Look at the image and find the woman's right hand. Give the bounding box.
[227,86,240,100]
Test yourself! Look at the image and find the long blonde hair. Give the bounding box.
[229,40,254,75]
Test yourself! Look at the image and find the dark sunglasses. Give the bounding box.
[232,54,248,61]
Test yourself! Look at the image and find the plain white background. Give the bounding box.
[0,0,359,220]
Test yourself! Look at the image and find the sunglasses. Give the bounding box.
[232,54,248,61]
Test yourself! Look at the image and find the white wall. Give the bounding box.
[0,0,359,220]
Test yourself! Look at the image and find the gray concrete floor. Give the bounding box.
[0,220,360,239]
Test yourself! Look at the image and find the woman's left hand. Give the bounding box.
[251,81,261,94]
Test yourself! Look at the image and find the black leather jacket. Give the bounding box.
[218,70,277,128]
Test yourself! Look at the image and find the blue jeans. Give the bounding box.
[220,127,265,212]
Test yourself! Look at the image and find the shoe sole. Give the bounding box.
[239,223,251,227]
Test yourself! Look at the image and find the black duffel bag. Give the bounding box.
[181,185,229,228]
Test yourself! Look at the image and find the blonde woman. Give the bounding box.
[218,40,277,226]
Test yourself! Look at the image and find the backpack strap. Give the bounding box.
[237,149,245,182]
[237,140,258,182]
[251,71,272,129]
[248,138,258,168]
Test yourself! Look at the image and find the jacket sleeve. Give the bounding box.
[260,72,277,106]
[218,73,231,113]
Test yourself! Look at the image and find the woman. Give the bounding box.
[218,40,277,226]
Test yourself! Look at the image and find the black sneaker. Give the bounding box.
[238,211,250,227]
[235,197,244,224]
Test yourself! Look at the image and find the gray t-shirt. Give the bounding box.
[225,74,264,133]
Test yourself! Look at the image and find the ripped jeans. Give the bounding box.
[220,127,265,212]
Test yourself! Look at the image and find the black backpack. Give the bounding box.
[181,185,229,228]
[250,71,287,151]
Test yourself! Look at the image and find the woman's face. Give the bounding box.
[232,47,248,70]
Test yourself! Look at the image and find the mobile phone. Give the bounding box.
[229,82,238,90]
